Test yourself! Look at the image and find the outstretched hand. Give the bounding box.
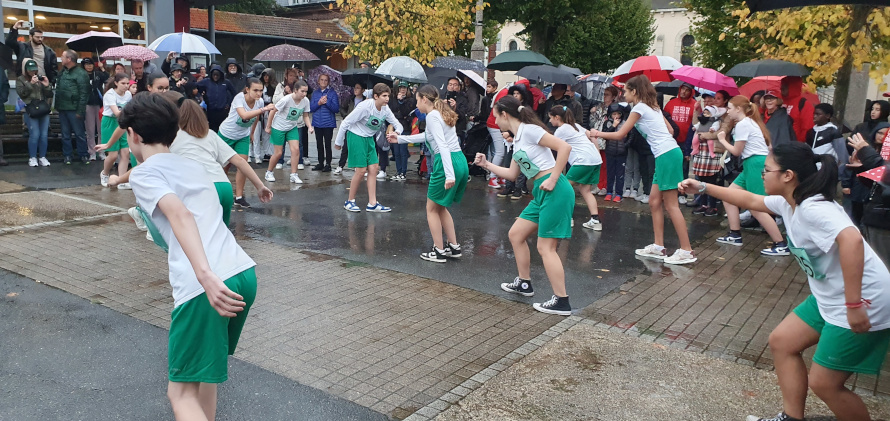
[257,186,274,203]
[677,178,703,195]
[386,132,399,144]
[473,153,488,167]
[847,133,869,151]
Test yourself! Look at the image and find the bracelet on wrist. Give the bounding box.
[698,183,707,194]
[846,298,872,309]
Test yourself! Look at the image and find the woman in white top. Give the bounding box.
[162,91,272,225]
[387,85,469,263]
[218,78,275,209]
[588,75,695,265]
[715,95,788,256]
[97,72,133,189]
[549,105,603,231]
[474,96,575,316]
[680,142,890,421]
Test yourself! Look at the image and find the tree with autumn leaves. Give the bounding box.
[335,0,482,66]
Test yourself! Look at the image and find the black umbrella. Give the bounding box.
[654,79,685,96]
[342,67,392,88]
[557,64,583,76]
[745,0,890,13]
[726,59,810,78]
[431,56,486,73]
[425,67,456,96]
[516,65,578,85]
[66,31,123,54]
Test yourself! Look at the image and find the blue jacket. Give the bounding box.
[197,65,236,111]
[310,87,339,128]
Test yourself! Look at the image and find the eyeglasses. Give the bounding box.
[761,168,782,177]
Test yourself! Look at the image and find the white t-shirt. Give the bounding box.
[334,98,403,147]
[271,95,311,132]
[102,89,132,117]
[764,195,890,331]
[512,123,556,178]
[169,130,237,184]
[219,92,263,140]
[398,110,461,181]
[732,117,770,159]
[555,123,601,166]
[631,103,678,158]
[130,153,256,307]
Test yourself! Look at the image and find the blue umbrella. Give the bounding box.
[147,32,220,55]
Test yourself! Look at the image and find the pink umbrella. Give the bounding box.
[670,65,740,96]
[611,55,683,83]
[253,44,319,62]
[100,45,159,62]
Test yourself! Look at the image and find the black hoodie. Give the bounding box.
[197,65,236,111]
[854,100,890,140]
[225,58,247,93]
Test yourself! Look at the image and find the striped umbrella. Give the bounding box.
[148,32,220,55]
[611,55,683,83]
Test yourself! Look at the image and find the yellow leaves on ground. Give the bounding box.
[736,5,890,87]
[338,0,480,65]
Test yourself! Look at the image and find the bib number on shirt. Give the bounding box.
[787,236,826,280]
[286,107,304,121]
[513,150,540,178]
[236,117,256,128]
[366,115,384,131]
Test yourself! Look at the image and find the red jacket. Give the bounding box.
[664,96,699,144]
[781,77,814,142]
[486,78,541,129]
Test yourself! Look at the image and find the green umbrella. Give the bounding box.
[487,50,552,71]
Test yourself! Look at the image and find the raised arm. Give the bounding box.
[678,178,772,214]
[589,112,640,140]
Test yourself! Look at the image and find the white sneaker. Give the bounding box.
[28,157,38,167]
[597,188,607,196]
[98,152,106,161]
[117,183,132,190]
[89,153,97,161]
[332,166,343,175]
[285,158,291,165]
[39,157,51,167]
[128,207,148,231]
[390,174,401,181]
[664,249,697,265]
[640,194,650,204]
[623,188,631,197]
[739,210,753,222]
[376,170,386,180]
[289,173,303,184]
[678,196,687,205]
[298,163,305,170]
[275,163,283,170]
[631,190,637,198]
[582,218,602,231]
[100,172,109,187]
[254,156,262,164]
[635,243,667,260]
[264,171,276,182]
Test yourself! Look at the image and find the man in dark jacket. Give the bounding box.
[56,50,91,165]
[763,91,796,147]
[6,21,58,83]
[168,63,189,93]
[388,81,416,179]
[0,66,8,165]
[161,52,193,82]
[225,58,247,93]
[540,84,583,130]
[82,57,108,160]
[197,65,236,132]
[247,63,265,78]
[479,80,497,125]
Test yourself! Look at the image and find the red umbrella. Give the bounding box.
[253,44,319,62]
[670,66,740,96]
[739,76,819,103]
[611,55,683,83]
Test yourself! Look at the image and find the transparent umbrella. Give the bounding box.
[375,56,427,84]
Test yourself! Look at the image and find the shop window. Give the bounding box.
[34,11,118,36]
[3,7,30,28]
[123,20,145,40]
[123,0,145,16]
[33,0,118,15]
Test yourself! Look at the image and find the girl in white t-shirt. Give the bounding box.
[680,142,890,421]
[97,73,133,189]
[219,78,275,209]
[587,75,695,265]
[715,95,788,256]
[264,80,313,184]
[548,105,603,231]
[474,96,575,316]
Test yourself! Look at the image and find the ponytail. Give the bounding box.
[416,84,458,127]
[494,95,551,133]
[772,142,838,205]
[729,95,771,146]
[548,105,578,131]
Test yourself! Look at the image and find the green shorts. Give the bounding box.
[428,151,469,207]
[270,127,301,146]
[214,181,234,226]
[100,116,127,151]
[346,131,378,168]
[733,154,767,195]
[519,173,574,239]
[219,133,250,156]
[652,147,683,191]
[566,164,601,185]
[793,295,890,375]
[168,267,257,383]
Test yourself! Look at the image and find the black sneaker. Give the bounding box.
[497,188,512,198]
[81,156,90,165]
[322,165,332,172]
[511,189,522,201]
[64,156,72,165]
[420,245,447,263]
[234,197,251,208]
[533,295,572,316]
[444,242,462,258]
[311,164,324,171]
[500,277,534,296]
[704,207,719,217]
[692,205,708,215]
[746,412,804,421]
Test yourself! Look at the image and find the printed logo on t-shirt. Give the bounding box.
[236,117,256,128]
[366,115,384,131]
[286,107,304,121]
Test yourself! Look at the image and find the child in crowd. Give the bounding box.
[121,93,267,421]
[807,103,843,159]
[602,103,628,202]
[690,105,724,159]
[265,80,313,184]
